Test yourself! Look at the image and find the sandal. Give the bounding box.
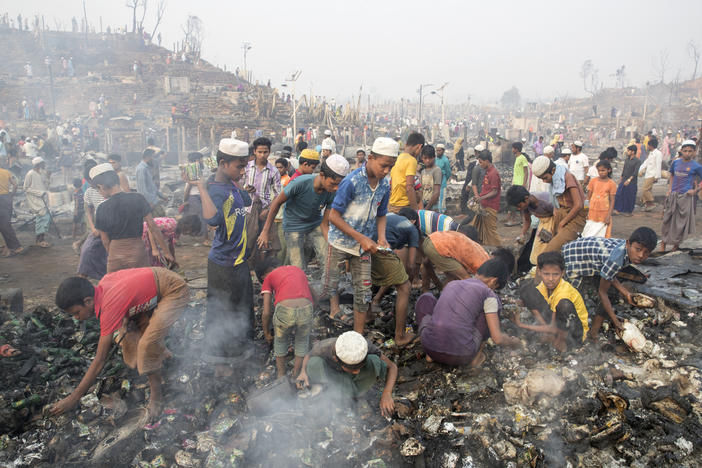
[36,241,51,248]
[0,344,21,357]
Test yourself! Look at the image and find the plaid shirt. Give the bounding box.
[245,160,281,210]
[562,237,629,288]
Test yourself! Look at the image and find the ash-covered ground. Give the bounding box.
[2,248,702,468]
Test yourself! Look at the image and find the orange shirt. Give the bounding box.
[429,231,490,273]
[587,177,617,223]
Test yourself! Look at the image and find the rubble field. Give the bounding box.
[2,245,702,468]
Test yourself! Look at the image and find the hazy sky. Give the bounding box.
[9,0,702,104]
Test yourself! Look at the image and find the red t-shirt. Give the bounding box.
[289,169,303,182]
[479,165,501,211]
[261,266,313,305]
[94,268,158,336]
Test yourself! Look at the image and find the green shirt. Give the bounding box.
[512,153,529,186]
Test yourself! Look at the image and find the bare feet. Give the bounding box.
[394,332,417,347]
[469,350,486,367]
[425,355,434,363]
[146,398,162,423]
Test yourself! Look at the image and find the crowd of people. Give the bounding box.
[0,124,699,427]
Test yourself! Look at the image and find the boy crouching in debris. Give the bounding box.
[561,226,657,340]
[515,251,589,351]
[51,267,189,422]
[296,331,398,417]
[255,257,315,380]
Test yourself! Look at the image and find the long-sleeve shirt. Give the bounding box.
[639,149,662,179]
[23,168,49,214]
[245,160,281,210]
[135,161,161,206]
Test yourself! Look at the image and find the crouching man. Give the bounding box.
[296,331,398,417]
[51,267,189,421]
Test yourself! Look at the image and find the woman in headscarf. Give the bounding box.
[453,138,465,172]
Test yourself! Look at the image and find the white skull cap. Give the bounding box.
[335,331,368,366]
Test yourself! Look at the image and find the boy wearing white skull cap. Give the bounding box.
[297,331,398,417]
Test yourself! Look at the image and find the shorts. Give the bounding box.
[371,251,409,287]
[273,302,313,357]
[321,245,372,310]
[422,236,463,273]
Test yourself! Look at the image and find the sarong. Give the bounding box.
[77,232,107,280]
[661,193,696,245]
[470,207,501,246]
[614,182,637,213]
[119,268,189,374]
[107,237,149,273]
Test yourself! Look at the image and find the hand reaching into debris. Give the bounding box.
[264,330,273,344]
[50,395,79,416]
[257,231,270,250]
[296,372,309,389]
[380,392,395,418]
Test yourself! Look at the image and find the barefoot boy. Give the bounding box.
[256,257,314,379]
[51,267,189,421]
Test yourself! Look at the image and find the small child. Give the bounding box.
[585,160,617,238]
[516,251,589,351]
[255,257,314,379]
[72,178,85,238]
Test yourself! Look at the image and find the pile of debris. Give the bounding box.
[1,258,701,467]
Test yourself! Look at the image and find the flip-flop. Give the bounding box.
[0,344,21,357]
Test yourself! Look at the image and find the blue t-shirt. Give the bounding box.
[670,159,702,194]
[328,166,390,255]
[377,213,419,250]
[205,177,252,267]
[282,174,335,233]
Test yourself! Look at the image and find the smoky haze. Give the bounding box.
[7,0,702,104]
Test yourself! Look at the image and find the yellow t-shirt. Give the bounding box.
[536,278,589,341]
[389,152,417,207]
[0,168,15,195]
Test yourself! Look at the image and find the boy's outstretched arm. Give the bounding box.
[50,333,113,415]
[379,353,397,417]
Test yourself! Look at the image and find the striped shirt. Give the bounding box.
[245,160,281,210]
[417,210,458,236]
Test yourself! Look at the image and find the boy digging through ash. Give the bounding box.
[51,267,189,422]
[515,251,589,352]
[296,331,398,417]
[256,257,315,380]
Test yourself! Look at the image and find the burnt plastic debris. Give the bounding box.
[2,257,702,467]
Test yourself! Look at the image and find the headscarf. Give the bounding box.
[453,138,464,153]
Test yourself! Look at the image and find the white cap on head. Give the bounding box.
[521,137,527,142]
[436,143,445,149]
[218,138,248,157]
[321,140,334,151]
[31,156,45,166]
[543,145,555,155]
[681,139,696,149]
[561,147,572,155]
[371,137,399,157]
[334,331,368,366]
[356,147,366,154]
[474,144,485,152]
[324,154,350,177]
[532,156,552,177]
[324,129,332,136]
[573,140,583,147]
[89,162,115,179]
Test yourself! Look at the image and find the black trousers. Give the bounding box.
[0,194,21,250]
[203,259,254,362]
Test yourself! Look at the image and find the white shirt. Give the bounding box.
[555,158,568,168]
[586,165,598,180]
[322,137,336,153]
[23,141,38,157]
[639,149,662,179]
[568,153,589,181]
